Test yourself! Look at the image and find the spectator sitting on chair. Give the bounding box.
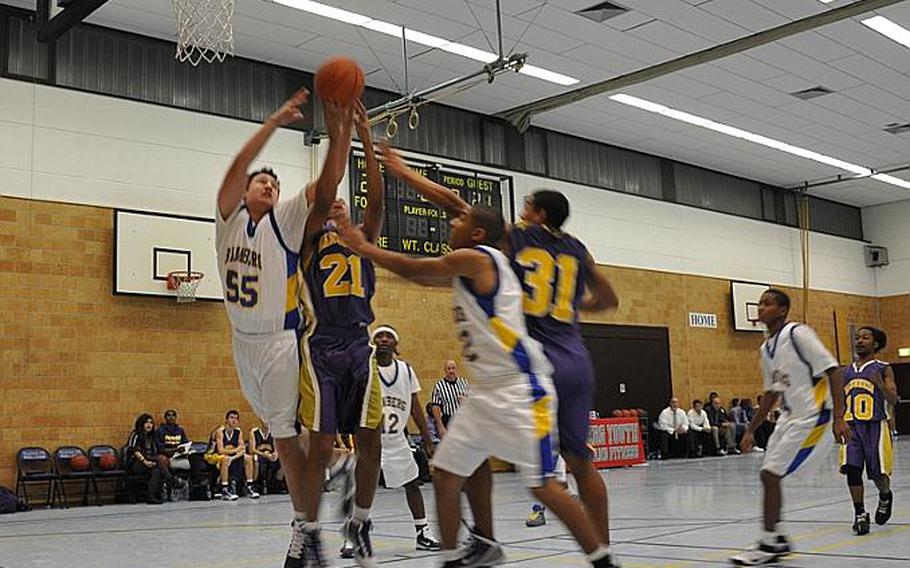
[705,397,737,455]
[751,396,777,451]
[127,413,184,504]
[250,418,282,494]
[686,400,712,458]
[156,409,206,484]
[658,397,689,459]
[206,410,258,501]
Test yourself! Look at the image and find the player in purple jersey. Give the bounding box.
[296,101,385,568]
[509,191,619,546]
[840,326,898,535]
[377,142,621,568]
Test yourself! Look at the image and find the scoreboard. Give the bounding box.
[348,151,510,257]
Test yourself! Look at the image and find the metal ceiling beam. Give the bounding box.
[500,0,904,132]
[37,0,109,43]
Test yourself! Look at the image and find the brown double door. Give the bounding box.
[580,323,673,423]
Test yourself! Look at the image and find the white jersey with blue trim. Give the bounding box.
[760,322,838,421]
[215,191,309,334]
[378,359,420,442]
[452,245,553,380]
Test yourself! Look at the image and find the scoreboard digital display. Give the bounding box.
[348,152,509,257]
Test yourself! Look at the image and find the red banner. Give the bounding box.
[587,418,646,468]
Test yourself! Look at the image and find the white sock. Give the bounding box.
[294,511,306,522]
[414,518,427,531]
[303,521,320,532]
[352,504,371,523]
[587,545,611,562]
[761,529,779,544]
[442,549,461,562]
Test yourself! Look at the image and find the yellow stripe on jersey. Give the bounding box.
[802,422,827,449]
[813,376,829,409]
[285,273,299,314]
[532,395,554,439]
[881,422,893,476]
[359,347,383,430]
[839,443,847,468]
[490,316,520,351]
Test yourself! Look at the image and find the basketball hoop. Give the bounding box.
[167,270,205,303]
[172,0,235,66]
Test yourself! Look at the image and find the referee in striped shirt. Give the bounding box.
[429,360,469,439]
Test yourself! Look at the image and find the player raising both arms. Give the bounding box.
[379,143,621,567]
[331,198,617,568]
[730,289,850,566]
[214,88,354,568]
[840,326,897,535]
[296,101,385,568]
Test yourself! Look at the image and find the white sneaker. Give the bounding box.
[730,537,791,566]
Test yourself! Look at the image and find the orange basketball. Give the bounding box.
[315,57,365,106]
[621,409,632,418]
[99,453,117,470]
[70,455,89,471]
[628,409,639,417]
[612,409,622,417]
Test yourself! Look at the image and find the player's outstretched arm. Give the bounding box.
[217,88,309,219]
[827,366,851,444]
[580,252,619,312]
[380,141,470,218]
[333,207,487,284]
[302,101,354,244]
[355,101,385,243]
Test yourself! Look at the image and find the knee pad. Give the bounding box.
[845,465,864,487]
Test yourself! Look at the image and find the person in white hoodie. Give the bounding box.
[686,400,712,458]
[658,397,688,459]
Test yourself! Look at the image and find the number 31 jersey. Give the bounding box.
[301,226,376,333]
[508,221,590,343]
[843,360,889,423]
[215,192,309,334]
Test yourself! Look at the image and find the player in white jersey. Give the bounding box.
[333,202,616,568]
[730,289,849,566]
[215,87,354,568]
[338,325,440,557]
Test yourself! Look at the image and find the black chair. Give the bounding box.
[88,445,126,503]
[15,446,59,508]
[53,446,99,507]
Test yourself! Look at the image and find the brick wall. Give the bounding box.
[880,294,910,361]
[0,197,890,486]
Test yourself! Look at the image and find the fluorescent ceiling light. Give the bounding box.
[862,15,910,49]
[609,93,910,191]
[270,0,579,85]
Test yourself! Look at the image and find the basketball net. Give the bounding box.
[167,271,205,303]
[172,0,235,66]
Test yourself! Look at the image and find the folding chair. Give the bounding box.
[88,445,126,503]
[15,447,59,508]
[53,446,99,507]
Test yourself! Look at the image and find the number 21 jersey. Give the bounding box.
[215,192,308,334]
[302,226,376,333]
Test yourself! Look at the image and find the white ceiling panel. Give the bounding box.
[17,0,907,207]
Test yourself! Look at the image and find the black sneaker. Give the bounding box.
[459,531,505,568]
[876,494,893,525]
[245,483,260,499]
[853,512,871,535]
[283,520,307,568]
[303,526,330,568]
[592,555,622,568]
[340,537,355,559]
[416,525,441,551]
[344,518,378,568]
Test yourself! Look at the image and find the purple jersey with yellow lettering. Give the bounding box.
[508,221,591,340]
[508,221,595,458]
[843,359,889,423]
[302,226,375,333]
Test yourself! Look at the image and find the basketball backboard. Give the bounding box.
[730,281,770,333]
